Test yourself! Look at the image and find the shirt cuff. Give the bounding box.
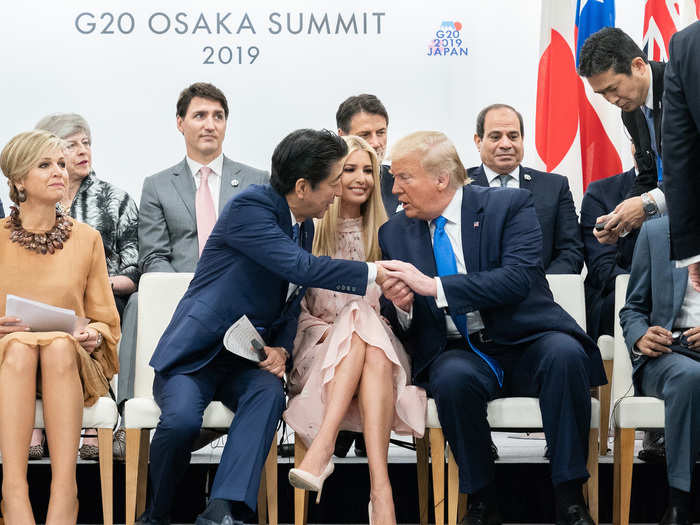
[367,262,377,283]
[435,277,448,308]
[648,188,667,216]
[676,254,700,268]
[395,304,413,330]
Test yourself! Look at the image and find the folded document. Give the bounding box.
[5,294,89,333]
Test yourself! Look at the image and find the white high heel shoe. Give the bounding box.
[288,461,334,503]
[368,501,373,525]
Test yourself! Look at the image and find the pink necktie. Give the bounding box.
[195,166,216,255]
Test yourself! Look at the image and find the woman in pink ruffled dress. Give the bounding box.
[285,136,426,525]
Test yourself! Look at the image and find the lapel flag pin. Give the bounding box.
[524,174,532,181]
[473,221,480,228]
[231,179,239,187]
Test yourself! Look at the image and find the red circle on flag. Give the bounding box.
[454,22,462,31]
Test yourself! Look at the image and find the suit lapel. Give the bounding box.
[171,159,196,224]
[460,186,483,273]
[219,156,243,213]
[471,166,489,187]
[671,266,688,320]
[518,166,533,192]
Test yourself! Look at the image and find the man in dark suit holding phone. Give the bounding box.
[139,129,389,525]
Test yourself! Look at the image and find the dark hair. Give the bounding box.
[270,129,349,195]
[335,94,389,133]
[176,82,229,119]
[476,104,524,139]
[577,27,647,77]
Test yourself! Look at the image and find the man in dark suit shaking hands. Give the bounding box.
[378,132,606,525]
[139,130,389,525]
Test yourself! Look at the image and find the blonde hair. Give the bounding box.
[0,130,65,204]
[390,131,469,189]
[312,136,388,262]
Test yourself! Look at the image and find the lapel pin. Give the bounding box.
[231,179,239,187]
[524,174,532,181]
[473,221,480,228]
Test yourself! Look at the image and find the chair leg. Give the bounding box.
[415,436,429,525]
[98,427,114,525]
[447,445,460,525]
[429,428,445,525]
[126,428,150,525]
[584,428,599,524]
[258,463,268,525]
[294,434,309,525]
[613,428,634,525]
[458,494,468,523]
[599,360,613,455]
[265,439,278,525]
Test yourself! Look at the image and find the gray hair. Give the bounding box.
[35,113,91,141]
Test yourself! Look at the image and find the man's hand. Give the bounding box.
[593,196,646,244]
[258,346,287,378]
[634,326,673,357]
[0,316,29,335]
[682,327,700,349]
[688,262,700,293]
[378,260,438,298]
[380,276,414,312]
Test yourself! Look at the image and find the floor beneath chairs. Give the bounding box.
[7,432,699,524]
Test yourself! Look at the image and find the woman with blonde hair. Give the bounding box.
[0,130,120,524]
[285,136,425,525]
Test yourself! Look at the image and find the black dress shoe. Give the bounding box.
[556,504,595,525]
[135,512,170,525]
[659,505,691,525]
[639,430,666,463]
[463,501,502,525]
[194,514,243,525]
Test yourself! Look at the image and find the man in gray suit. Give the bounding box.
[619,216,700,525]
[117,83,268,441]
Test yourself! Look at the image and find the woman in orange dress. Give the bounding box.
[0,130,120,524]
[285,136,426,525]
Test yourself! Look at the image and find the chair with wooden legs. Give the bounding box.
[610,274,665,525]
[123,273,278,525]
[416,274,602,525]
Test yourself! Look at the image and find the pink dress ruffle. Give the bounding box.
[284,218,426,447]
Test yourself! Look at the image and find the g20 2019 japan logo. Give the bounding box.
[428,21,468,56]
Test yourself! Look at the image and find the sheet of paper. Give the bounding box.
[223,315,267,362]
[5,294,83,333]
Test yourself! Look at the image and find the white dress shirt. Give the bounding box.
[483,164,520,189]
[187,153,223,216]
[396,189,486,337]
[673,276,700,333]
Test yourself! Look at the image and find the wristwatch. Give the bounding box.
[641,192,658,217]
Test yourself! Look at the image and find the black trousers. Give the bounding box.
[421,332,592,494]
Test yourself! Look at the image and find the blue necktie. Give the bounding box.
[432,216,504,386]
[642,106,663,184]
[292,223,300,245]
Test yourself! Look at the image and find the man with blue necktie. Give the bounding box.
[578,27,666,244]
[378,131,606,525]
[138,129,390,525]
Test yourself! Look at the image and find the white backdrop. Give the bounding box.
[0,0,645,210]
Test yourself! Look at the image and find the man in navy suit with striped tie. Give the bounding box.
[139,129,390,525]
[378,131,605,525]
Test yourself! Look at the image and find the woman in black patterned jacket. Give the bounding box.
[35,113,138,460]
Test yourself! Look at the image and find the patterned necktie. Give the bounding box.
[292,223,300,245]
[642,106,663,184]
[432,216,504,386]
[195,166,216,255]
[498,174,510,188]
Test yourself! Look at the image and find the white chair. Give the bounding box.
[122,273,277,525]
[610,274,665,525]
[417,274,600,525]
[29,397,118,525]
